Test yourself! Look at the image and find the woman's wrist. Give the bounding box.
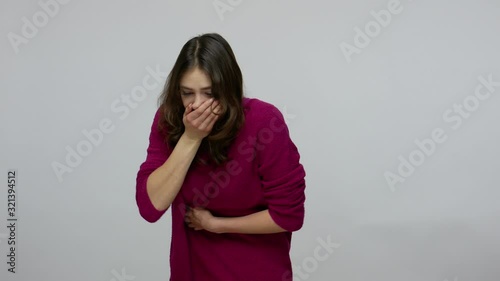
[209,216,225,234]
[180,132,203,146]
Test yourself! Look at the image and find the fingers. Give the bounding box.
[184,103,193,117]
[199,104,221,131]
[188,98,215,120]
[185,210,201,230]
[185,211,192,224]
[186,100,220,127]
[183,99,221,140]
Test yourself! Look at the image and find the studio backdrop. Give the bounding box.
[1,0,500,280]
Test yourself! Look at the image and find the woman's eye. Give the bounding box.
[182,92,192,96]
[205,93,213,96]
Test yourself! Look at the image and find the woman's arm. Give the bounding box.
[184,100,305,231]
[146,133,202,211]
[136,99,220,222]
[147,100,222,212]
[213,209,287,234]
[184,207,287,234]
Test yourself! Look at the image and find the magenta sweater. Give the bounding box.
[135,97,306,281]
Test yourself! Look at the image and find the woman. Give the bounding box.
[135,33,306,281]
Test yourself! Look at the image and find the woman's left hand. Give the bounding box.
[185,206,220,233]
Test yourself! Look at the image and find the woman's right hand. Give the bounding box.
[182,98,221,141]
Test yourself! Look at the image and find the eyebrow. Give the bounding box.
[180,86,212,90]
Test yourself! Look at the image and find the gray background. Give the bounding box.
[1,0,500,280]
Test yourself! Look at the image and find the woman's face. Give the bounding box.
[179,67,214,110]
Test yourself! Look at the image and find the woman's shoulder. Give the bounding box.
[150,106,169,140]
[242,97,287,133]
[150,106,164,132]
[243,97,282,118]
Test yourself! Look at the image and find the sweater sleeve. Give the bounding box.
[255,103,306,232]
[135,109,172,223]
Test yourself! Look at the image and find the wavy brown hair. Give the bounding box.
[157,33,245,167]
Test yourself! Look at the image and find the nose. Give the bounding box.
[192,94,205,110]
